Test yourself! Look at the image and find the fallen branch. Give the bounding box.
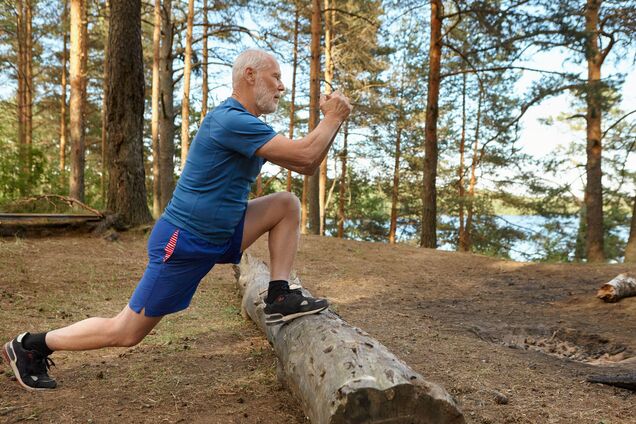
[597,273,636,303]
[8,194,104,218]
[234,253,465,424]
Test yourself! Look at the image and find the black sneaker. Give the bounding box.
[2,333,57,390]
[264,287,329,326]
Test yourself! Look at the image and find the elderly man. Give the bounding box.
[3,49,352,391]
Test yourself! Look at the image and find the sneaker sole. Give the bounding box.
[2,342,54,392]
[265,305,328,326]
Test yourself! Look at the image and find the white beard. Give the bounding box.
[255,78,278,115]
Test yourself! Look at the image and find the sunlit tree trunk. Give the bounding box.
[200,0,208,124]
[301,176,308,233]
[457,73,468,252]
[336,121,348,238]
[319,0,334,236]
[159,0,175,209]
[624,197,636,263]
[287,3,300,193]
[584,0,605,262]
[69,0,87,201]
[180,0,194,169]
[151,0,162,217]
[307,0,322,235]
[100,1,110,205]
[420,0,443,248]
[59,0,69,189]
[465,86,483,250]
[388,127,402,244]
[106,0,152,226]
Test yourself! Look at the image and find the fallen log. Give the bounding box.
[596,273,636,303]
[587,373,636,391]
[235,253,465,424]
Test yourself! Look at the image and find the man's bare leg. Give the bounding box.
[45,306,163,351]
[240,192,327,323]
[241,191,301,280]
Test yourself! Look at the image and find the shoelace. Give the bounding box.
[29,353,55,376]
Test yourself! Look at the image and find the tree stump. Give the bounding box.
[234,253,465,424]
[597,273,636,302]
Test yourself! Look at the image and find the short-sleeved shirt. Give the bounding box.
[162,97,277,244]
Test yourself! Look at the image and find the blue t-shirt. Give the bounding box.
[163,97,277,244]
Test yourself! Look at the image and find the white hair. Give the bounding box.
[232,49,275,87]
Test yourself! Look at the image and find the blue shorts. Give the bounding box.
[129,214,245,316]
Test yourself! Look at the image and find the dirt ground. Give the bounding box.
[0,231,634,423]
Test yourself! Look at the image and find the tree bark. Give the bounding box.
[319,0,334,236]
[287,3,300,193]
[597,273,636,302]
[159,0,175,210]
[16,0,26,158]
[389,126,402,244]
[69,0,87,201]
[24,0,33,172]
[180,0,195,169]
[465,85,483,251]
[200,0,208,124]
[59,0,69,189]
[151,0,162,218]
[101,1,110,205]
[420,0,443,248]
[624,196,636,263]
[457,73,468,252]
[234,254,465,424]
[307,0,322,235]
[337,121,348,238]
[105,0,152,226]
[584,0,605,262]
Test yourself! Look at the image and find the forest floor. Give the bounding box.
[0,231,634,423]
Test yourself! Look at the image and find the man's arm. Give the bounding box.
[255,92,351,175]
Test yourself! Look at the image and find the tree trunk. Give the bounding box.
[16,0,28,186]
[159,0,175,210]
[59,0,69,189]
[319,0,334,236]
[389,127,402,244]
[200,0,208,124]
[301,176,308,234]
[151,0,162,218]
[337,121,348,238]
[180,0,194,169]
[101,1,110,205]
[287,3,300,193]
[584,0,605,262]
[420,0,443,248]
[16,0,25,154]
[624,196,636,263]
[24,0,33,172]
[69,0,87,201]
[105,0,152,226]
[234,254,465,424]
[307,0,322,235]
[457,73,468,252]
[465,86,483,251]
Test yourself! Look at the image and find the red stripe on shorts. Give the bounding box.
[163,229,179,262]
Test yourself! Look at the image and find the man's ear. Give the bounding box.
[245,67,256,85]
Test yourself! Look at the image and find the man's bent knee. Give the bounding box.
[278,191,300,217]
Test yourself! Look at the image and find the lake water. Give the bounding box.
[327,215,630,262]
